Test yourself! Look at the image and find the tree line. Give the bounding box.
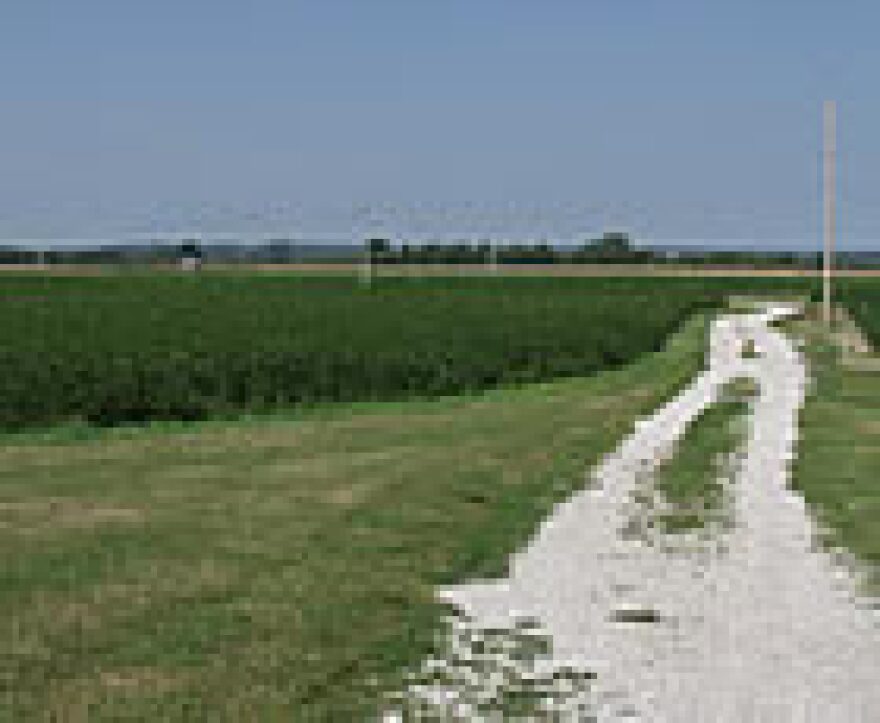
[365,233,829,268]
[2,232,876,268]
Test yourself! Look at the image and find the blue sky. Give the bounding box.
[1,1,878,248]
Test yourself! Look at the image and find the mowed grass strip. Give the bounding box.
[790,305,880,588]
[0,313,709,720]
[646,379,754,535]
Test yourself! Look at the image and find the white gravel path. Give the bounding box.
[436,303,879,721]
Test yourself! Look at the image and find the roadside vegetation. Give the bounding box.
[840,279,880,347]
[789,301,880,589]
[637,378,756,537]
[0,311,709,720]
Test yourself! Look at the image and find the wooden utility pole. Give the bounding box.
[360,242,372,287]
[822,100,836,326]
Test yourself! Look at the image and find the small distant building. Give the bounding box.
[178,240,203,271]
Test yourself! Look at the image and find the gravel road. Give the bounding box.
[435,303,879,721]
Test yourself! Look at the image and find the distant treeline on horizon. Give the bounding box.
[1,232,878,268]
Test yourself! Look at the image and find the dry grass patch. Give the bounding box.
[0,499,144,527]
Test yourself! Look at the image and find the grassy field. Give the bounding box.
[790,304,880,588]
[0,311,710,720]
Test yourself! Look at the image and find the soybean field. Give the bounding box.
[0,273,732,430]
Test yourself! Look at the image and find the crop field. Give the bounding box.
[0,273,738,431]
[0,272,837,433]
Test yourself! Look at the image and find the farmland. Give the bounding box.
[0,307,712,719]
[0,273,736,431]
[1,271,877,719]
[2,272,847,433]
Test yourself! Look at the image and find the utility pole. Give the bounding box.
[822,100,836,326]
[360,241,372,287]
[353,203,373,287]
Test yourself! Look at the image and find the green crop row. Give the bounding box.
[0,273,798,431]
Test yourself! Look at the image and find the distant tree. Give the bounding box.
[180,239,203,259]
[596,231,632,257]
[366,238,391,256]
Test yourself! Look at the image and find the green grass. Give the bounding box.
[641,379,754,535]
[840,278,880,347]
[0,311,710,720]
[789,305,880,588]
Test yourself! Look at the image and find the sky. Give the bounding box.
[1,0,879,249]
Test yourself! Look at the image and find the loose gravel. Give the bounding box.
[393,303,879,721]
